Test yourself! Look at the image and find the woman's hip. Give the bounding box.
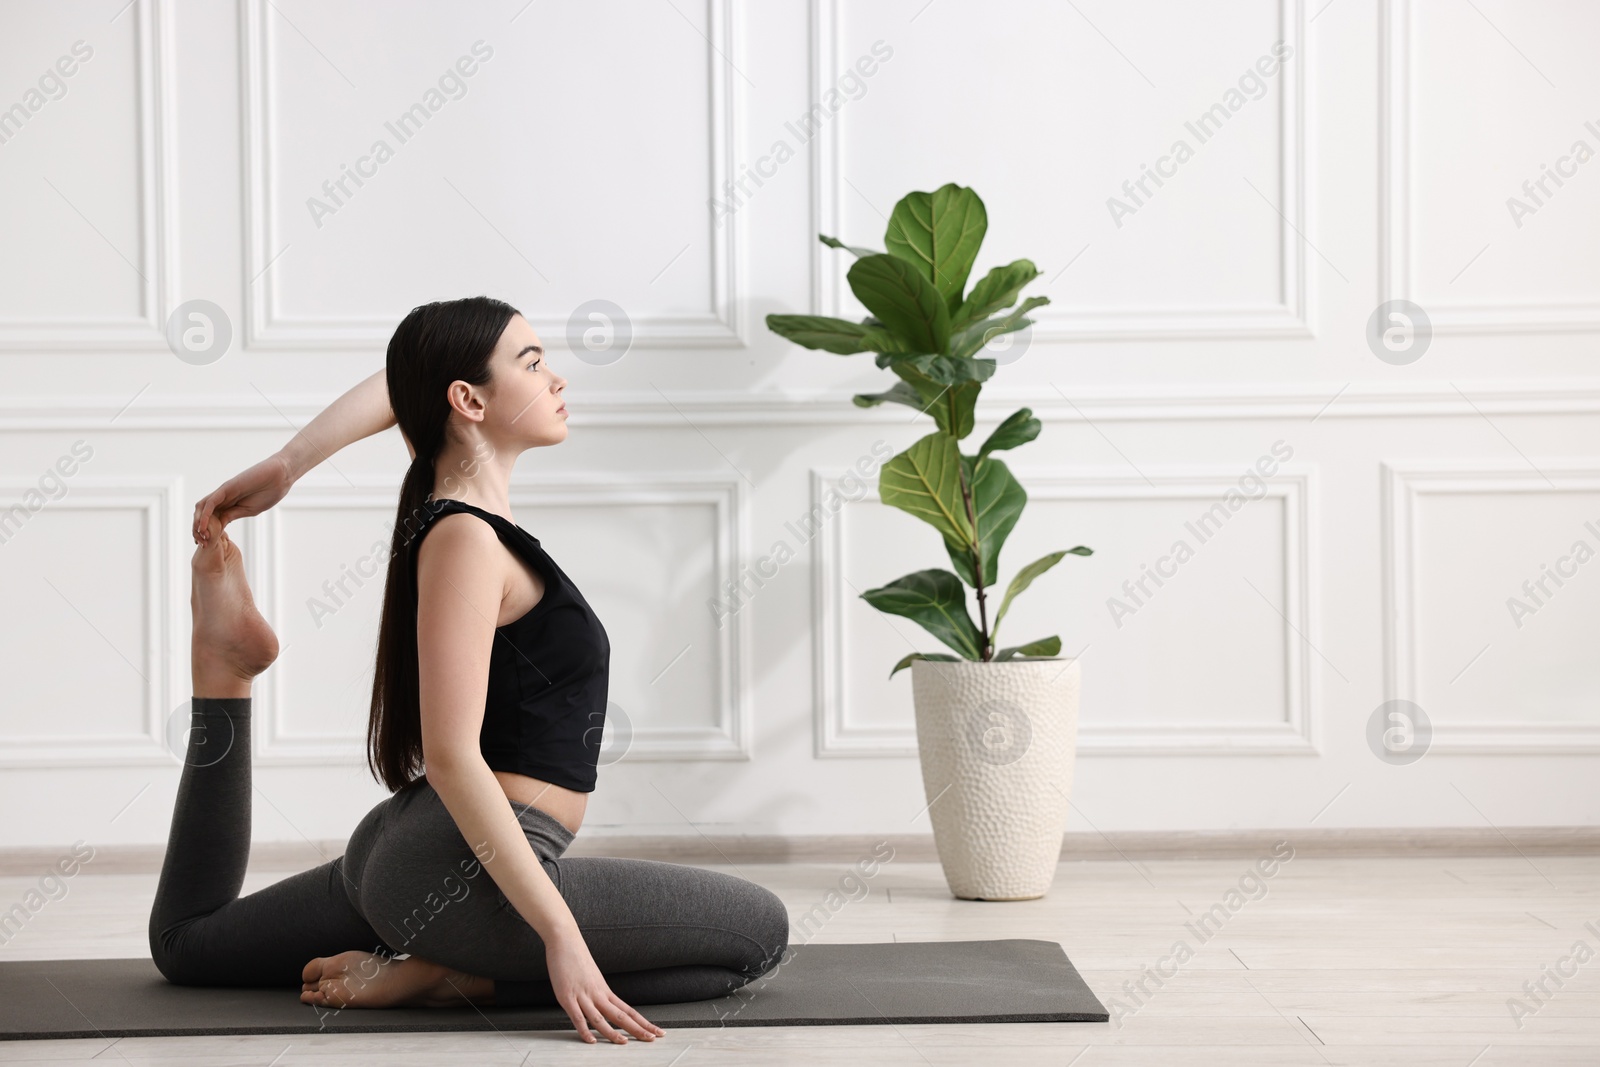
[343,779,571,947]
[352,778,574,864]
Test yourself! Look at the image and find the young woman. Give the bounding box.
[150,296,789,1045]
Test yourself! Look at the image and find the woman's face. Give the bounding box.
[483,313,568,447]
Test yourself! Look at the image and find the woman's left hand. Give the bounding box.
[544,934,665,1044]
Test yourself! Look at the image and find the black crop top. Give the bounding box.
[407,497,610,792]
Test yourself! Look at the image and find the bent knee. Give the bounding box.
[739,882,790,979]
[148,921,207,986]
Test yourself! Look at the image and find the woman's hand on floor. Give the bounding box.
[193,452,295,543]
[545,934,666,1044]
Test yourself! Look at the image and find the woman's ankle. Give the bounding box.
[192,651,253,699]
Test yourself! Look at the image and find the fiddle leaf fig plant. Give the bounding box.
[766,182,1092,678]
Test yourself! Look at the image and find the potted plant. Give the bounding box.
[766,182,1093,901]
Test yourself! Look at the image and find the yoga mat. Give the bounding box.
[0,939,1106,1038]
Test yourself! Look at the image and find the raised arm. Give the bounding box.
[415,515,658,1044]
[192,369,404,543]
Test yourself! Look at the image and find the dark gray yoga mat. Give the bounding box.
[0,939,1105,1038]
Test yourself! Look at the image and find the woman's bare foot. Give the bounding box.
[191,515,278,698]
[300,950,493,1009]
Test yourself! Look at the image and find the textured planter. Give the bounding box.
[909,657,1081,900]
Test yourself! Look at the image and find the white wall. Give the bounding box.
[1,0,1597,847]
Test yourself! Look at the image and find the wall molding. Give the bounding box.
[12,379,1600,432]
[813,464,1319,757]
[239,0,745,350]
[1382,460,1600,753]
[809,0,1312,340]
[1379,0,1600,333]
[0,0,178,350]
[249,472,751,764]
[0,477,181,767]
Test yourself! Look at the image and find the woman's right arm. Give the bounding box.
[192,369,402,543]
[415,516,662,1045]
[277,366,401,480]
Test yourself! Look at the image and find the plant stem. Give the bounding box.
[958,456,992,661]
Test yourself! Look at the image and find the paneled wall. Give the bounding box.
[1,0,1596,846]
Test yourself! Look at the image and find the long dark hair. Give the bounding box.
[368,295,520,792]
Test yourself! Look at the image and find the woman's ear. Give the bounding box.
[445,379,487,423]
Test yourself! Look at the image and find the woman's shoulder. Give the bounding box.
[418,505,499,542]
[412,504,508,565]
[411,507,518,615]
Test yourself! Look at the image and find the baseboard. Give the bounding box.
[569,826,1600,863]
[3,826,1597,876]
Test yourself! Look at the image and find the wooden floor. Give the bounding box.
[2,851,1598,1064]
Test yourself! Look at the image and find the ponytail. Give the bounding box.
[367,296,519,792]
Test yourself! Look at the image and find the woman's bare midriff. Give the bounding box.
[494,769,587,835]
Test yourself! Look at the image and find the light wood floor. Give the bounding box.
[2,852,1597,1064]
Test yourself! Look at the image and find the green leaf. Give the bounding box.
[952,295,1050,359]
[990,548,1091,643]
[876,351,998,388]
[879,361,980,438]
[852,380,928,411]
[887,651,959,679]
[884,184,988,312]
[877,433,974,549]
[847,254,951,355]
[950,259,1042,331]
[942,453,1026,589]
[859,569,983,660]
[977,407,1041,461]
[766,313,907,355]
[936,384,983,440]
[874,353,992,439]
[994,635,1063,661]
[820,233,881,258]
[883,361,946,409]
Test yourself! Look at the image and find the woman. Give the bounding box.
[150,296,789,1045]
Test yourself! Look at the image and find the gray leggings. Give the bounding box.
[148,698,789,1007]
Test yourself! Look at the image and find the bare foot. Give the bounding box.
[300,950,492,1009]
[191,515,278,696]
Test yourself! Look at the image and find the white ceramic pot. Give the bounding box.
[909,657,1080,900]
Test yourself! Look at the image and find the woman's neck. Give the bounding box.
[430,438,517,520]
